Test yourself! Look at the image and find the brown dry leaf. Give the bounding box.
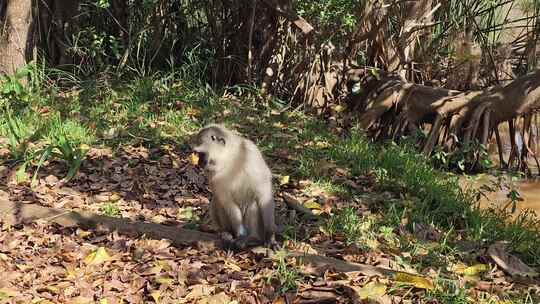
[197,292,232,304]
[94,193,111,203]
[45,175,59,186]
[76,228,92,238]
[0,287,18,300]
[224,260,242,272]
[68,296,94,304]
[394,272,434,290]
[32,298,55,304]
[185,284,215,301]
[298,289,338,303]
[488,242,538,277]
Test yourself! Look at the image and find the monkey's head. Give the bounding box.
[190,124,231,173]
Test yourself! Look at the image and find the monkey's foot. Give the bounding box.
[232,236,263,251]
[218,232,237,251]
[219,232,234,242]
[266,239,280,251]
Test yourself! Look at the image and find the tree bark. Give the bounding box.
[0,0,34,76]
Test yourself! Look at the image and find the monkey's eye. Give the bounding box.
[210,135,216,141]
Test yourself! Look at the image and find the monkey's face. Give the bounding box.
[190,127,227,172]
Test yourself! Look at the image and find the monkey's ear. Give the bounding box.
[217,137,226,145]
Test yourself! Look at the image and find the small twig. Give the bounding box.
[281,193,318,219]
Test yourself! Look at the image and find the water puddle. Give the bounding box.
[460,175,540,218]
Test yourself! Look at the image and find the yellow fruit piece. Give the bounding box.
[189,153,199,166]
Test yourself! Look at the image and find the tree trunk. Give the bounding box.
[0,0,34,76]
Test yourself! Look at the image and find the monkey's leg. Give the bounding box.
[256,188,279,250]
[245,201,265,239]
[210,199,229,232]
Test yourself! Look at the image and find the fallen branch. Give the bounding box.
[0,198,217,246]
[0,198,426,280]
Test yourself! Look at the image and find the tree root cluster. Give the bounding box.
[349,69,540,175]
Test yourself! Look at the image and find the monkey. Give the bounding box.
[189,124,278,250]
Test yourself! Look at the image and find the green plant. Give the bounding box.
[324,208,364,245]
[48,131,90,182]
[2,107,33,161]
[426,278,469,304]
[296,0,363,44]
[100,202,121,217]
[0,66,32,107]
[269,251,301,294]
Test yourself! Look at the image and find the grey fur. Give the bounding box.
[191,124,277,248]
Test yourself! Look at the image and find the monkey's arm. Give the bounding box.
[213,194,248,238]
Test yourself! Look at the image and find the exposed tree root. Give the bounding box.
[349,69,540,175]
[0,198,427,278]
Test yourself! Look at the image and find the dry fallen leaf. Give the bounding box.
[394,272,434,290]
[155,274,174,285]
[84,247,112,265]
[354,281,387,300]
[198,292,232,304]
[279,175,290,186]
[185,284,215,301]
[69,296,94,304]
[303,199,321,210]
[451,263,489,276]
[488,242,538,277]
[0,287,18,300]
[224,260,242,272]
[150,291,161,303]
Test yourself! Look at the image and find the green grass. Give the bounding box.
[100,202,121,217]
[269,250,302,294]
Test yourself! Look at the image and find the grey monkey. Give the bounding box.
[190,124,277,250]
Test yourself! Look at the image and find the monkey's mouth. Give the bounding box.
[195,151,208,168]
